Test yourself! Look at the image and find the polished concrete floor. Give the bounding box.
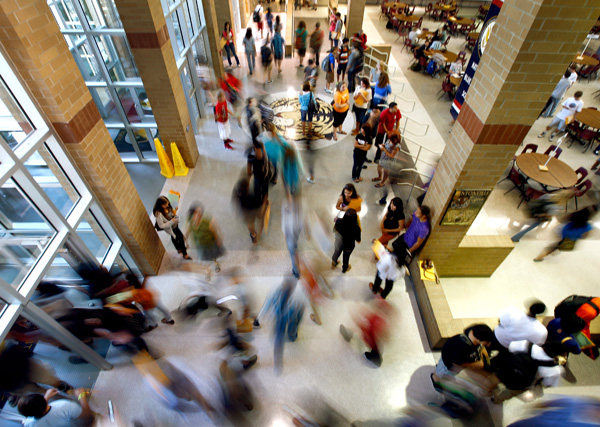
[90,5,600,426]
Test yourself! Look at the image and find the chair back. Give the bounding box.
[521,143,538,154]
[575,179,592,196]
[509,167,526,186]
[443,35,451,48]
[575,166,588,185]
[426,3,433,13]
[419,56,428,67]
[416,17,423,29]
[544,144,562,158]
[458,51,466,61]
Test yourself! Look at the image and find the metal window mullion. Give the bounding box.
[61,29,126,36]
[0,277,27,305]
[102,239,122,270]
[65,230,104,266]
[89,201,120,243]
[177,8,191,49]
[125,128,144,161]
[19,228,68,299]
[11,170,70,233]
[165,13,181,58]
[12,129,52,161]
[0,304,23,342]
[21,302,112,370]
[66,192,93,229]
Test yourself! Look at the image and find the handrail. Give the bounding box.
[400,115,430,138]
[389,93,415,113]
[363,50,397,76]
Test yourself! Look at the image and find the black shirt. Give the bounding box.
[441,333,481,369]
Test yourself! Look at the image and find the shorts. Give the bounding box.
[274,51,283,60]
[298,47,306,56]
[326,71,334,83]
[301,109,314,122]
[337,63,347,75]
[548,116,566,132]
[217,121,231,140]
[257,22,264,30]
[435,359,460,378]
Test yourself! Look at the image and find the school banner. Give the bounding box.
[450,0,504,120]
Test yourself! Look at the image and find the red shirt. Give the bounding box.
[377,108,401,134]
[215,100,228,123]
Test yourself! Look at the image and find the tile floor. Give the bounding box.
[89,5,600,426]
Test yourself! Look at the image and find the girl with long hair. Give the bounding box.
[153,196,191,260]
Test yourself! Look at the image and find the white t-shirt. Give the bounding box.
[494,305,548,348]
[509,340,563,388]
[24,400,82,427]
[568,71,577,85]
[556,97,583,120]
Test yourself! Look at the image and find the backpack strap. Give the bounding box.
[529,342,559,367]
[586,300,600,316]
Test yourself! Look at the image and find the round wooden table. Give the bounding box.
[576,108,600,129]
[394,14,421,23]
[449,16,475,26]
[449,74,463,86]
[468,32,480,39]
[516,153,578,189]
[426,49,458,63]
[417,30,433,40]
[433,4,456,11]
[384,2,407,8]
[572,55,599,66]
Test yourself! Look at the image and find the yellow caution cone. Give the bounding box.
[171,142,189,176]
[154,138,174,178]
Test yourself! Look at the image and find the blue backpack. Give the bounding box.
[426,60,437,76]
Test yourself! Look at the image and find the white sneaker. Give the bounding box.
[538,131,546,138]
[549,133,555,142]
[306,177,315,184]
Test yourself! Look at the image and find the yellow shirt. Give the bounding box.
[334,89,349,113]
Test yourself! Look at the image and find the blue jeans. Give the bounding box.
[542,96,561,118]
[511,220,543,242]
[224,44,240,66]
[246,52,255,73]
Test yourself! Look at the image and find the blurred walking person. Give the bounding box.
[243,28,257,75]
[186,203,225,273]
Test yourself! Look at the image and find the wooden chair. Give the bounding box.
[437,75,455,100]
[402,37,414,53]
[458,51,467,61]
[443,35,451,49]
[425,3,434,18]
[544,144,563,159]
[575,166,589,185]
[571,179,592,210]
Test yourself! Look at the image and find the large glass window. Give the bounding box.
[47,0,157,162]
[0,48,142,367]
[0,77,35,151]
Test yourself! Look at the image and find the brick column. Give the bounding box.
[346,0,366,39]
[112,0,198,167]
[201,0,226,80]
[421,0,600,277]
[215,0,235,35]
[0,0,164,275]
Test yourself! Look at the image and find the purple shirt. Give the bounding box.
[404,212,430,248]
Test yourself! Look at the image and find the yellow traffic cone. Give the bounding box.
[154,138,174,178]
[171,142,189,176]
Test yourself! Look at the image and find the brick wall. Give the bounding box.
[421,0,600,277]
[0,0,164,275]
[113,0,199,167]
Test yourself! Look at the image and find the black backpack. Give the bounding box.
[554,295,598,319]
[253,7,261,23]
[261,45,272,65]
[492,344,556,391]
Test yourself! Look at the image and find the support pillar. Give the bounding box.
[201,0,226,80]
[346,0,366,39]
[421,0,600,277]
[0,0,164,275]
[113,0,199,167]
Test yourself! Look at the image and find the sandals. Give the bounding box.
[250,232,258,244]
[371,177,381,182]
[333,134,338,141]
[161,318,175,325]
[375,183,385,188]
[338,130,347,135]
[182,254,192,260]
[310,313,322,325]
[353,178,363,183]
[214,262,221,273]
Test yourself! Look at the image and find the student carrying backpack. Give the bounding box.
[321,56,331,73]
[253,6,261,23]
[491,342,557,392]
[554,295,599,319]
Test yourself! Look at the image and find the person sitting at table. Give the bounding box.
[440,25,450,44]
[538,91,584,142]
[448,58,464,75]
[408,29,419,45]
[415,40,431,62]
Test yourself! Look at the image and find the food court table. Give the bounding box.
[448,16,475,26]
[572,55,599,66]
[576,108,600,129]
[394,14,421,23]
[417,30,433,40]
[425,49,458,63]
[468,32,480,39]
[516,153,578,189]
[384,2,407,8]
[449,74,462,86]
[433,4,456,11]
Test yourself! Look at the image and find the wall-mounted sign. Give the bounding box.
[440,189,491,226]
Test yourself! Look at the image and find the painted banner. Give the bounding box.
[440,189,491,226]
[450,0,504,120]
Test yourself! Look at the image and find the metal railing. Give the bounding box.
[400,115,430,138]
[392,135,442,203]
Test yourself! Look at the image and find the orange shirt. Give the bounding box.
[334,88,349,113]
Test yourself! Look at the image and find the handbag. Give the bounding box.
[331,31,338,40]
[220,37,227,50]
[308,93,319,114]
[557,237,575,251]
